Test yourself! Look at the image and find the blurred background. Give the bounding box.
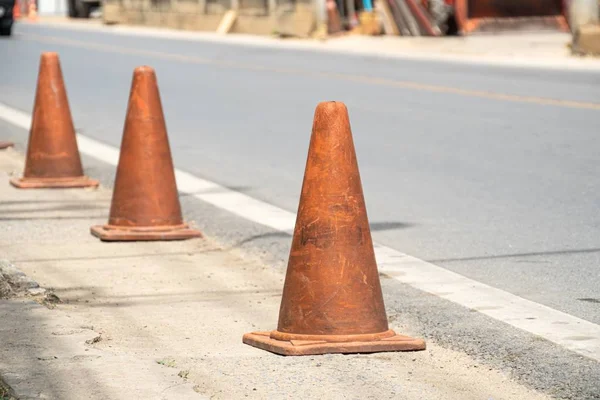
[10,0,600,48]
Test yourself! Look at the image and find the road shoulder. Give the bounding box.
[0,143,554,399]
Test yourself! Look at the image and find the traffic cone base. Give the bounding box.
[90,223,202,242]
[243,330,426,356]
[10,175,99,189]
[0,141,14,149]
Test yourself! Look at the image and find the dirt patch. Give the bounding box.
[0,376,17,400]
[0,259,60,308]
[0,260,43,297]
[0,278,13,299]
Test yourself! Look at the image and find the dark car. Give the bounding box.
[0,0,14,36]
[68,0,100,18]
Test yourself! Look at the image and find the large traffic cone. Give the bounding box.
[10,52,99,189]
[0,141,13,149]
[90,66,202,242]
[243,102,426,356]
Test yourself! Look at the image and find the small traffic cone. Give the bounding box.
[13,0,21,19]
[243,102,426,356]
[10,52,99,189]
[27,0,37,21]
[90,66,202,242]
[0,141,14,149]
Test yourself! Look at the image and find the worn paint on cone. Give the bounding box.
[90,66,202,242]
[243,102,426,356]
[10,52,98,189]
[0,141,14,149]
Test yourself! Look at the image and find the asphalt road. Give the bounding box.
[1,21,600,399]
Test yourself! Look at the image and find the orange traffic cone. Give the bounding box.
[0,141,13,149]
[90,66,202,242]
[10,52,99,189]
[13,0,21,19]
[243,102,426,356]
[27,0,37,21]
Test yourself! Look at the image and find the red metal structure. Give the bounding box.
[379,0,571,36]
[451,0,570,34]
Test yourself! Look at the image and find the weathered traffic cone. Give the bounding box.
[243,102,426,356]
[10,52,99,189]
[0,141,14,149]
[90,66,202,242]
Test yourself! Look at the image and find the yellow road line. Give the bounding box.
[19,33,600,111]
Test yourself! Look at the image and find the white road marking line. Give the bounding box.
[1,100,599,362]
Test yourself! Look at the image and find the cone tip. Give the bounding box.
[312,102,350,130]
[134,66,156,76]
[41,52,59,60]
[315,101,348,114]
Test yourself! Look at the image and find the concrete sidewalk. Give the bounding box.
[18,17,600,71]
[0,147,552,400]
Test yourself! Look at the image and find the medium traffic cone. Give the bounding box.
[10,52,99,189]
[90,66,202,242]
[243,102,426,356]
[0,141,13,149]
